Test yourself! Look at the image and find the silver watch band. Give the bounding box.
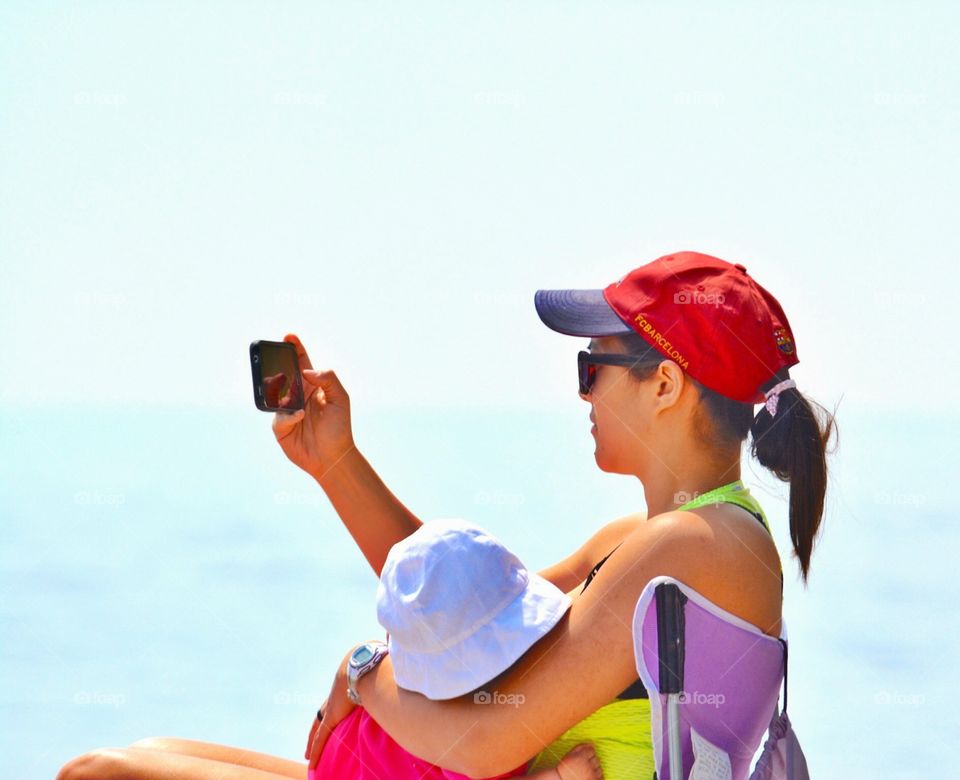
[346,641,389,705]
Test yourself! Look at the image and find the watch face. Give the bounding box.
[351,645,374,667]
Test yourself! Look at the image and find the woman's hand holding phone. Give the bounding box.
[272,334,357,483]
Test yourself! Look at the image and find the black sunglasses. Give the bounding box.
[578,350,662,395]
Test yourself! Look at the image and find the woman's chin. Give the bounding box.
[591,438,610,469]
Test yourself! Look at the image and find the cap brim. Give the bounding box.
[534,288,634,337]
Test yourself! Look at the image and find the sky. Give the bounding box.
[1,1,957,417]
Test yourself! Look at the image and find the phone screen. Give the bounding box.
[250,340,305,412]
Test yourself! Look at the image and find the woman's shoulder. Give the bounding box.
[588,511,706,583]
[670,502,781,575]
[623,506,783,636]
[640,502,777,554]
[594,505,774,583]
[590,512,647,553]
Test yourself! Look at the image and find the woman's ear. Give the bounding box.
[651,360,686,411]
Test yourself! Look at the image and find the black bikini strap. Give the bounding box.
[581,542,625,593]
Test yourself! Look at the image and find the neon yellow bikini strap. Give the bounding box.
[676,480,772,535]
[677,480,783,601]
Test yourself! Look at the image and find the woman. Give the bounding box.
[56,251,834,780]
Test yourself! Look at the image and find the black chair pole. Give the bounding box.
[655,583,687,780]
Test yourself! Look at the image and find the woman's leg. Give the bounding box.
[57,742,307,780]
[126,737,307,778]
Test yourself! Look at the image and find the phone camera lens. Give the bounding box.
[253,354,259,362]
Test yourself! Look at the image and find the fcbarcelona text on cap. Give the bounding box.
[633,314,690,370]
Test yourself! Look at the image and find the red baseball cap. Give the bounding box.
[534,251,799,404]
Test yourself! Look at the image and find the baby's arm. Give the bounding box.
[526,743,602,780]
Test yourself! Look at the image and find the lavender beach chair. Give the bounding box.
[632,576,809,780]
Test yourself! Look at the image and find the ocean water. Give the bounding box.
[1,404,955,779]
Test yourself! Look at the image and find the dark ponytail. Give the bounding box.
[614,332,837,583]
[750,371,837,584]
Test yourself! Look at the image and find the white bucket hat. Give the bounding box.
[376,518,572,700]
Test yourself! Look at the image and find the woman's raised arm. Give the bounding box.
[355,513,692,777]
[273,333,644,582]
[313,447,424,576]
[272,333,422,576]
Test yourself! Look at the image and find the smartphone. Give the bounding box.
[249,340,305,412]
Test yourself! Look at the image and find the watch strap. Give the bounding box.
[346,641,389,705]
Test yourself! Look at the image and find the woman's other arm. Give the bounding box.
[537,513,645,592]
[356,513,691,777]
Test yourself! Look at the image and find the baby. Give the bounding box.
[315,518,602,780]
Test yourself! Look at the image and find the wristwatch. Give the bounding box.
[346,641,389,705]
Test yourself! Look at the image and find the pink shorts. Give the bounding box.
[316,706,529,780]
